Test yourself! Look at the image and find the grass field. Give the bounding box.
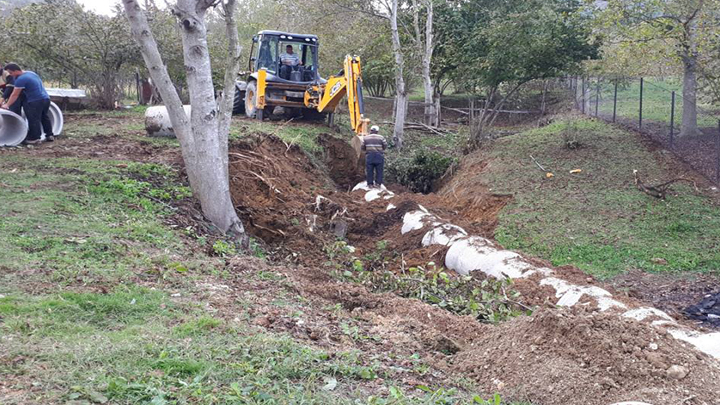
[0,109,525,405]
[482,116,720,279]
[595,78,720,129]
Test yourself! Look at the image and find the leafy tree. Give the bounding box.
[437,0,598,147]
[2,0,138,108]
[598,0,720,136]
[124,0,247,238]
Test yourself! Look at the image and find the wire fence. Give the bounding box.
[568,77,720,183]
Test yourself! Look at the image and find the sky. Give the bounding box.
[77,0,118,16]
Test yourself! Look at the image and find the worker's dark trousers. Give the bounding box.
[25,99,53,141]
[7,94,24,116]
[366,152,384,186]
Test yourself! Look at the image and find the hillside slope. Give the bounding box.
[440,115,720,279]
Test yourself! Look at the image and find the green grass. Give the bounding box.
[486,117,720,279]
[0,111,532,404]
[0,288,382,404]
[596,78,720,128]
[230,116,332,154]
[0,155,202,286]
[1,285,516,404]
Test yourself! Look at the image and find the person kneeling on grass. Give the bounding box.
[1,63,54,145]
[362,125,387,189]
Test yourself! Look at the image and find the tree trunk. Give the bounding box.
[122,0,246,237]
[680,57,699,137]
[575,76,583,111]
[218,0,242,182]
[390,0,406,149]
[413,0,435,127]
[679,7,702,137]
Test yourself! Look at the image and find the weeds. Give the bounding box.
[342,261,528,323]
[388,150,455,194]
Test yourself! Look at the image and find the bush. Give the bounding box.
[388,150,454,194]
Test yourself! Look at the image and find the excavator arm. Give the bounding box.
[308,55,370,137]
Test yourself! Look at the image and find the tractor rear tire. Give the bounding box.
[232,87,245,115]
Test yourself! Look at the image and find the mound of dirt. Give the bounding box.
[222,130,720,405]
[228,134,337,255]
[228,256,720,405]
[453,307,720,405]
[436,158,512,237]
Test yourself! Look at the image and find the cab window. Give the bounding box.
[257,36,278,73]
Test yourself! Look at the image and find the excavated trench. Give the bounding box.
[227,131,720,405]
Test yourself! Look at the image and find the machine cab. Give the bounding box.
[249,31,320,83]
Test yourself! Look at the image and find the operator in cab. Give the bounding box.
[279,45,304,80]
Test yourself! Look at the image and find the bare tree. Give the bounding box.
[123,0,247,238]
[390,0,407,149]
[411,0,436,127]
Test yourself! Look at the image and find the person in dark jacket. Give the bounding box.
[361,125,388,188]
[2,63,53,144]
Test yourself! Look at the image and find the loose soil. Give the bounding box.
[0,113,182,165]
[215,257,720,405]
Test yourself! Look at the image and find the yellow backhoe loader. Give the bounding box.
[233,30,371,143]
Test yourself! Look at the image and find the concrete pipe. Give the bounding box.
[46,101,64,138]
[19,101,64,140]
[145,105,191,137]
[0,109,29,146]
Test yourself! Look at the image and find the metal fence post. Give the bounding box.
[716,120,720,182]
[595,81,600,117]
[639,78,644,129]
[670,91,675,149]
[580,79,586,114]
[613,80,618,123]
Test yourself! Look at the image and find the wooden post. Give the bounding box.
[469,98,475,127]
[435,97,441,127]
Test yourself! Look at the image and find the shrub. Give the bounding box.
[388,150,454,194]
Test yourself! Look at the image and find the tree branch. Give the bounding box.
[218,0,241,178]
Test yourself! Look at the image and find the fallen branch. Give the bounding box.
[530,155,547,172]
[441,106,540,115]
[254,223,286,236]
[633,170,699,199]
[378,121,451,135]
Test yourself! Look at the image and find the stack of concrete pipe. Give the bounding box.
[0,101,64,146]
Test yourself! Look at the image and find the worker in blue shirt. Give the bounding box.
[2,63,54,144]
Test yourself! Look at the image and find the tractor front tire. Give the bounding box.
[245,81,261,119]
[232,87,245,115]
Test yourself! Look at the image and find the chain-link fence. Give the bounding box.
[568,77,720,183]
